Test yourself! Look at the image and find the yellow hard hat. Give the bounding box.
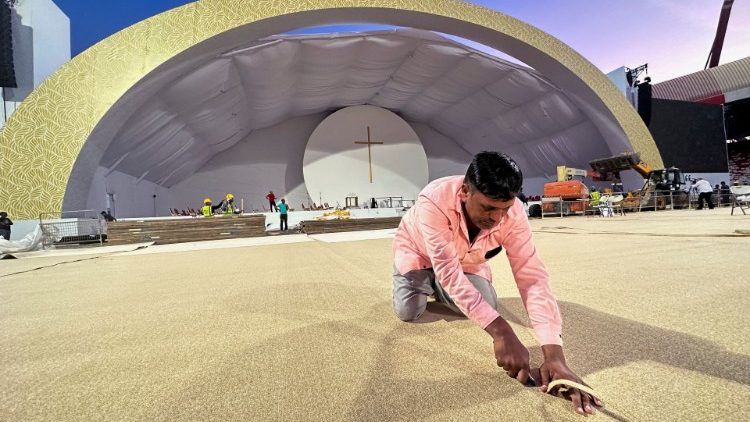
[226,193,234,200]
[204,198,211,204]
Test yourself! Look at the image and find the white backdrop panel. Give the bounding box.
[303,105,428,206]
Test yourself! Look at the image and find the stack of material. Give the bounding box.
[301,216,402,234]
[315,209,352,220]
[107,215,266,245]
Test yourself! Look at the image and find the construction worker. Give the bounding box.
[222,193,237,214]
[691,178,715,210]
[278,198,289,230]
[589,187,600,206]
[201,198,224,217]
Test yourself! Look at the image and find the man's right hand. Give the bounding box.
[485,316,531,384]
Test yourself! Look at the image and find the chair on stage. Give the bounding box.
[730,186,750,215]
[301,203,311,211]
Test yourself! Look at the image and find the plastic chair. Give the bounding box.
[597,194,624,217]
[730,186,750,215]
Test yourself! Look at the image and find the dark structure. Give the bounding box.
[646,57,750,177]
[0,0,16,88]
[646,98,728,173]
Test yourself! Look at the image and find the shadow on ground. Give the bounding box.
[496,298,750,388]
[160,294,750,420]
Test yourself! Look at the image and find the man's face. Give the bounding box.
[461,184,515,230]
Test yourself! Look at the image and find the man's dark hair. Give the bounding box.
[464,151,523,200]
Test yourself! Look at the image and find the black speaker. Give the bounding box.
[637,82,652,125]
[0,0,17,88]
[648,98,728,172]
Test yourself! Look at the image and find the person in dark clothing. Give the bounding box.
[0,212,12,240]
[720,181,731,205]
[100,211,117,222]
[278,198,289,231]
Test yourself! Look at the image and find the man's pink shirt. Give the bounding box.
[393,176,563,346]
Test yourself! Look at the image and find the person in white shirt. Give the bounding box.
[690,179,715,210]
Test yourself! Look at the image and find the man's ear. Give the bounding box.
[460,183,470,201]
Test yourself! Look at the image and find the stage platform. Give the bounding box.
[300,216,402,234]
[105,208,404,245]
[263,207,403,231]
[107,214,266,245]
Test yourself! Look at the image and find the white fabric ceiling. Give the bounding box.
[100,29,607,186]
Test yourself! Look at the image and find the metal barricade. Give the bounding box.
[540,198,586,218]
[375,196,404,208]
[532,187,735,218]
[629,189,690,212]
[39,210,106,248]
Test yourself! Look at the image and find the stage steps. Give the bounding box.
[300,217,402,235]
[106,215,267,245]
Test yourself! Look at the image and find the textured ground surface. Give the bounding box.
[1,209,749,421]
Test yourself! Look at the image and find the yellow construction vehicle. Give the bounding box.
[588,152,689,210]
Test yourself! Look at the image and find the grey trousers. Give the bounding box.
[392,267,498,321]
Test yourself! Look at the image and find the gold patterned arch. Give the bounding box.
[0,0,661,218]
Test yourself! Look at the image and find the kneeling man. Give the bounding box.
[392,151,600,415]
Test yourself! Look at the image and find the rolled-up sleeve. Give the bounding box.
[418,198,501,329]
[503,213,563,345]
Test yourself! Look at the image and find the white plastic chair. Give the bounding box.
[729,186,750,215]
[596,194,611,217]
[597,194,624,217]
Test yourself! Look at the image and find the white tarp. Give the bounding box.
[0,225,43,254]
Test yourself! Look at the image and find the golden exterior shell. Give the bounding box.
[0,0,660,218]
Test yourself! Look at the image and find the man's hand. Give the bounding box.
[485,316,531,384]
[539,345,603,416]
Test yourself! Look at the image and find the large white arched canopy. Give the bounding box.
[79,29,611,201]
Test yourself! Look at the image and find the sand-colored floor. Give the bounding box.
[1,209,748,421]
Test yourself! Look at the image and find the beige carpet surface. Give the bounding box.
[1,210,749,421]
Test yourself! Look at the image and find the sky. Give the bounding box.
[51,0,749,83]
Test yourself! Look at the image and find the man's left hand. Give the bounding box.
[538,345,603,416]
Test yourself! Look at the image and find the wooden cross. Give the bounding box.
[354,126,384,183]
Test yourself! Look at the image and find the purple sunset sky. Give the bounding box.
[471,0,750,82]
[52,0,749,83]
